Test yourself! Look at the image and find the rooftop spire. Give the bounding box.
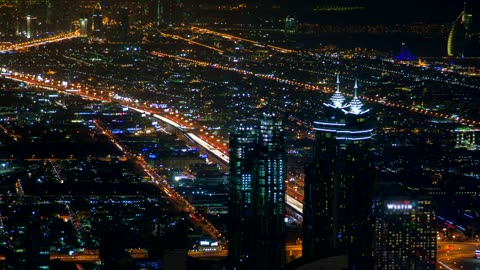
[325,73,348,109]
[343,79,370,115]
[354,78,358,98]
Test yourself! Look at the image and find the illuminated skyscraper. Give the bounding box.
[228,119,257,265]
[79,18,88,37]
[447,2,473,57]
[372,197,437,269]
[228,112,286,269]
[26,15,32,38]
[92,5,103,36]
[303,77,374,268]
[253,112,286,270]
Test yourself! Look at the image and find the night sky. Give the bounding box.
[255,0,477,23]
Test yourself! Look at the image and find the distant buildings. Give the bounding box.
[303,75,374,268]
[6,216,50,270]
[229,112,286,269]
[454,127,480,151]
[92,7,103,36]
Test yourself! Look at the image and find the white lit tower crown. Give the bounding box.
[343,79,371,116]
[324,73,349,110]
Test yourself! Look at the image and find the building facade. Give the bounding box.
[229,112,286,269]
[228,119,257,265]
[372,197,437,270]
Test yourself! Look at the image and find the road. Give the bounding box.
[438,241,480,269]
[0,31,80,53]
[3,70,306,218]
[92,119,223,242]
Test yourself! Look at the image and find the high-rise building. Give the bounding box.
[6,217,50,270]
[228,119,257,265]
[372,196,437,269]
[303,76,375,268]
[447,2,473,57]
[26,15,32,38]
[253,112,287,270]
[228,112,286,270]
[92,6,103,36]
[117,7,129,41]
[79,17,88,37]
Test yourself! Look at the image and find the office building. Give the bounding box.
[372,197,437,270]
[228,119,256,265]
[6,217,50,270]
[228,112,286,269]
[92,6,103,36]
[303,77,374,268]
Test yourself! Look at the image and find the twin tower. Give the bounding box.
[228,75,374,269]
[228,75,436,269]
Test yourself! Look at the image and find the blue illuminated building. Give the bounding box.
[395,43,416,61]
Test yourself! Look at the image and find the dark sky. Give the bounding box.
[269,0,476,22]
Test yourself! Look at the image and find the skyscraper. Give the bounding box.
[372,196,437,269]
[228,119,257,266]
[228,112,286,269]
[253,112,287,270]
[79,17,88,37]
[447,2,473,57]
[303,76,374,268]
[117,7,129,41]
[92,5,103,36]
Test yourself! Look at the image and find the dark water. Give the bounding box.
[293,33,480,57]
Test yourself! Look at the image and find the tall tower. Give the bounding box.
[463,2,473,34]
[117,7,130,41]
[228,119,257,266]
[447,3,472,57]
[372,196,437,269]
[253,112,286,270]
[79,18,88,37]
[92,3,103,36]
[228,112,286,269]
[26,15,32,39]
[303,77,374,268]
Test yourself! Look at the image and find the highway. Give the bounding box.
[3,69,306,218]
[125,107,304,214]
[0,31,80,53]
[437,241,480,269]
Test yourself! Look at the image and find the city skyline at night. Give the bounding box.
[0,0,479,269]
